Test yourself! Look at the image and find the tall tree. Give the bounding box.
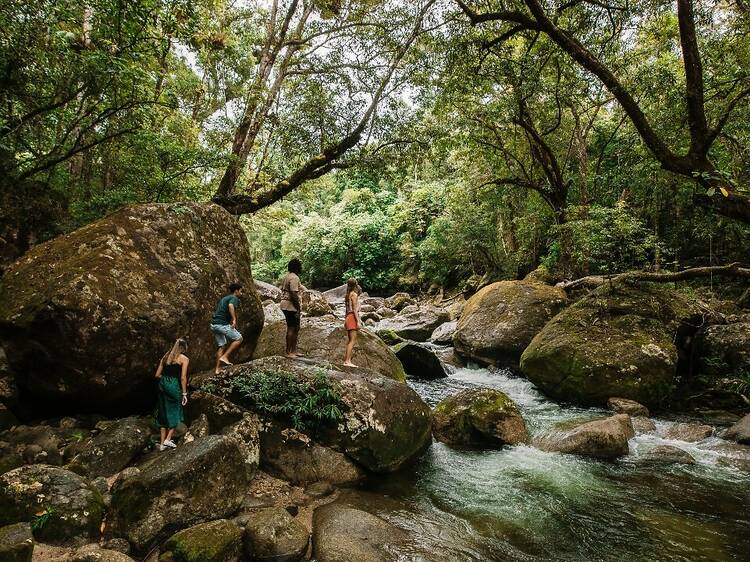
[456,0,750,224]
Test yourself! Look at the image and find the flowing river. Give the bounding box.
[339,364,750,562]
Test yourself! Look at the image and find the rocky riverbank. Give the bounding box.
[0,203,748,561]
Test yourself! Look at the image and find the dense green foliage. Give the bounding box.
[202,368,344,431]
[2,1,749,289]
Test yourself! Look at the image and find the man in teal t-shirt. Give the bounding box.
[210,283,244,374]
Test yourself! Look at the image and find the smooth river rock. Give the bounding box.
[0,202,264,413]
[607,397,650,417]
[376,306,450,342]
[253,317,405,382]
[520,282,700,408]
[243,507,309,562]
[392,342,448,379]
[453,280,567,367]
[537,414,635,459]
[723,413,750,444]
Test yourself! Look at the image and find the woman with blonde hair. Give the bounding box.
[154,337,189,451]
[343,278,362,367]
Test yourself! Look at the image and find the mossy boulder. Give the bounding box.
[0,522,33,562]
[0,465,104,544]
[0,203,263,414]
[520,282,700,408]
[72,416,152,478]
[253,317,405,382]
[392,342,448,380]
[161,519,242,562]
[453,281,568,367]
[432,388,528,447]
[199,356,432,473]
[109,435,249,552]
[243,507,309,562]
[376,306,450,342]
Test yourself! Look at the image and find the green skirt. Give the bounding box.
[157,375,183,429]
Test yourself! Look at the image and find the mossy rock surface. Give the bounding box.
[162,519,241,562]
[243,507,309,562]
[198,356,432,473]
[0,203,263,414]
[110,435,249,552]
[253,317,405,382]
[520,282,700,408]
[74,416,152,478]
[0,465,104,544]
[432,388,528,447]
[0,522,33,562]
[453,281,567,367]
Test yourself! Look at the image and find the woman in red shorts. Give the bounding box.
[343,278,362,366]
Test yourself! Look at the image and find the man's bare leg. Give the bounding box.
[219,339,242,365]
[286,327,296,358]
[215,346,226,374]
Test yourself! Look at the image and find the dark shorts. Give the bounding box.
[283,310,300,328]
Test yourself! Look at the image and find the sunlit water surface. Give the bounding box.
[342,364,750,562]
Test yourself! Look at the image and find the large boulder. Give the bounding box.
[694,320,750,378]
[0,465,104,544]
[312,504,405,562]
[0,522,33,562]
[70,416,152,478]
[0,425,64,467]
[607,397,649,417]
[520,282,699,408]
[662,422,713,442]
[376,306,450,342]
[199,357,432,473]
[301,289,333,317]
[453,281,567,366]
[260,423,365,485]
[536,414,634,459]
[392,342,448,379]
[322,284,348,306]
[432,388,528,447]
[384,293,415,312]
[0,203,264,414]
[161,519,242,562]
[243,507,309,562]
[724,413,750,445]
[252,317,405,382]
[109,435,249,551]
[255,280,281,302]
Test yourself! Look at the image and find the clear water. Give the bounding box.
[343,365,750,562]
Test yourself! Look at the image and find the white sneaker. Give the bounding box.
[163,439,177,449]
[159,444,166,452]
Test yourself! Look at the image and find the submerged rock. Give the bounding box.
[432,388,528,447]
[454,281,567,367]
[313,504,405,562]
[636,445,696,465]
[662,422,713,442]
[0,522,33,562]
[723,413,750,444]
[520,282,700,408]
[631,416,657,434]
[392,342,448,379]
[0,465,104,544]
[162,519,242,562]
[537,414,635,459]
[253,317,405,382]
[0,203,264,413]
[243,507,309,562]
[109,435,249,551]
[199,357,431,473]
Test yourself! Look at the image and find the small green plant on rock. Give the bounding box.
[31,505,55,531]
[202,368,344,431]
